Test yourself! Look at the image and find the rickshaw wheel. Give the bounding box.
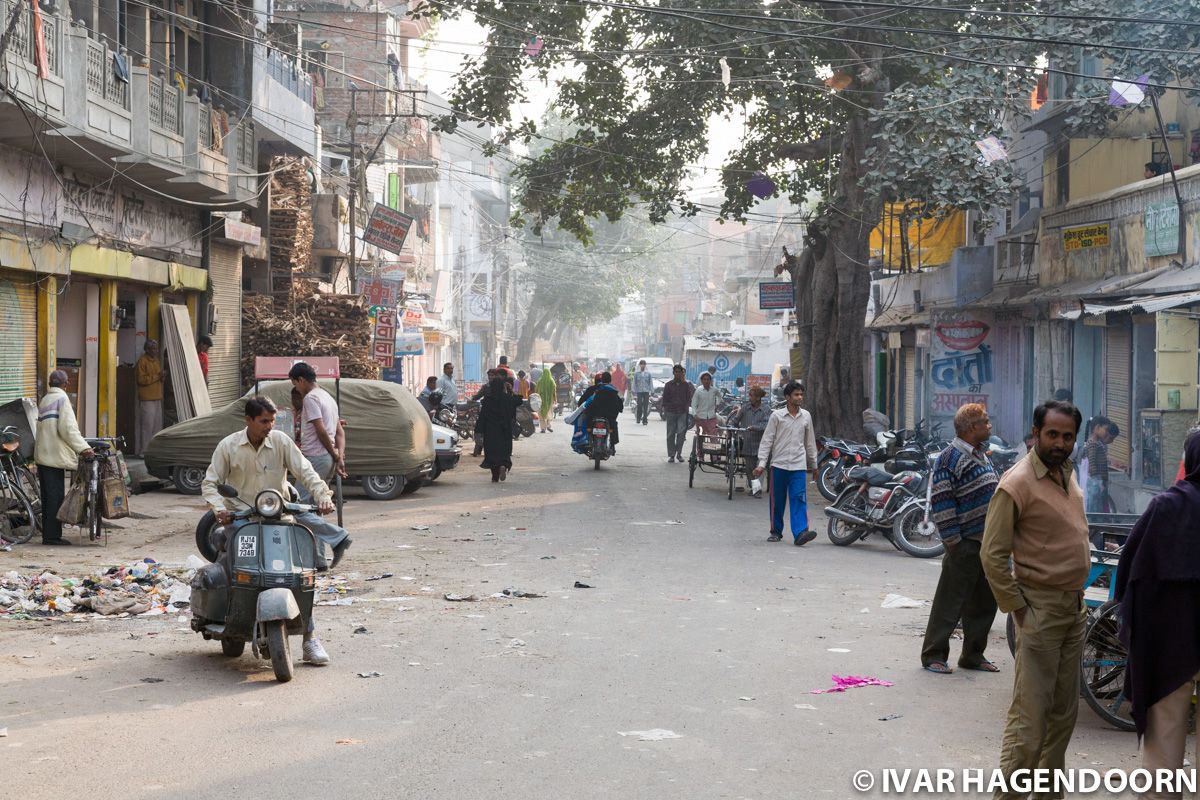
[1079,599,1135,732]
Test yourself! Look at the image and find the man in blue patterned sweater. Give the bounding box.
[921,402,1002,674]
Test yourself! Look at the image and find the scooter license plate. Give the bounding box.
[237,534,257,558]
[591,429,606,436]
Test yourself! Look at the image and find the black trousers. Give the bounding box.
[635,393,650,423]
[921,537,998,667]
[38,465,65,542]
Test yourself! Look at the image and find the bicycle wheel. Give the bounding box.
[16,465,41,532]
[725,445,737,500]
[0,481,37,545]
[88,482,102,542]
[1079,599,1135,732]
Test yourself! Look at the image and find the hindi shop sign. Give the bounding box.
[360,277,402,308]
[1062,223,1110,252]
[1145,202,1180,257]
[362,204,416,255]
[758,281,795,310]
[929,312,994,430]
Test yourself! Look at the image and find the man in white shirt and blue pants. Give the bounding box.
[753,380,819,546]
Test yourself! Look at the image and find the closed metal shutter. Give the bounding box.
[208,244,243,407]
[1105,322,1132,473]
[0,271,38,402]
[904,348,917,429]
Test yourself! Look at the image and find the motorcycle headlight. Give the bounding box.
[255,490,284,517]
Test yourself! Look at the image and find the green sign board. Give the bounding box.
[1145,202,1180,257]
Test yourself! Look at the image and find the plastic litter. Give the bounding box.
[881,594,924,609]
[140,677,165,684]
[506,639,526,648]
[336,738,364,745]
[410,525,430,531]
[365,573,394,581]
[353,626,369,634]
[573,581,594,589]
[0,561,195,619]
[810,675,894,695]
[617,729,682,741]
[444,593,480,602]
[878,714,902,721]
[356,671,382,678]
[501,588,546,599]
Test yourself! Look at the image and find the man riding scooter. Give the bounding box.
[584,372,624,455]
[201,395,349,666]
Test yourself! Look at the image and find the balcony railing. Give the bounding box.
[264,47,313,104]
[7,4,60,75]
[84,36,128,109]
[148,73,182,135]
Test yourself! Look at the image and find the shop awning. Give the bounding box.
[1058,291,1200,319]
[866,306,929,330]
[1128,264,1200,295]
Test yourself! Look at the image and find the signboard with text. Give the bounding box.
[1062,223,1110,251]
[395,330,425,356]
[362,203,416,255]
[254,356,340,379]
[929,312,994,434]
[1145,202,1180,257]
[758,281,795,310]
[360,277,402,308]
[745,374,772,391]
[401,306,425,328]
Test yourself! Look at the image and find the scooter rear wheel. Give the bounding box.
[266,621,293,682]
[221,639,245,658]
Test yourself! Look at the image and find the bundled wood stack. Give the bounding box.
[268,156,314,311]
[240,290,380,385]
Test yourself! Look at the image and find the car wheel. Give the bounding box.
[361,474,405,500]
[400,478,422,495]
[428,460,442,483]
[173,466,205,495]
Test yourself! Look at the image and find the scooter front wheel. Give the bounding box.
[266,621,293,682]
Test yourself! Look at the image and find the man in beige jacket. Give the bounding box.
[34,370,93,545]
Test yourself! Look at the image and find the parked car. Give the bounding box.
[430,422,461,483]
[144,379,434,501]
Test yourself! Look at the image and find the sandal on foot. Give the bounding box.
[923,661,953,674]
[959,660,1000,673]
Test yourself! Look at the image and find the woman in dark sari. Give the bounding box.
[477,376,522,482]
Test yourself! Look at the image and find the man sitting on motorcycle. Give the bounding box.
[201,395,346,666]
[584,372,624,455]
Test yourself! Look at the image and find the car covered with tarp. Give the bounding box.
[144,379,434,500]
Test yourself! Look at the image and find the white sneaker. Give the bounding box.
[303,637,330,665]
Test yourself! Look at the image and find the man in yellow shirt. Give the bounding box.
[135,339,167,455]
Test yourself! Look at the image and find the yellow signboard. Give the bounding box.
[1062,223,1110,251]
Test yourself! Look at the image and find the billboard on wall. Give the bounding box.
[929,311,994,431]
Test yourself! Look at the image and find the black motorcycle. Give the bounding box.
[585,417,612,469]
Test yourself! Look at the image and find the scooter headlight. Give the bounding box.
[255,490,284,517]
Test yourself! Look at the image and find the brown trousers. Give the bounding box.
[995,585,1086,800]
[1142,671,1200,800]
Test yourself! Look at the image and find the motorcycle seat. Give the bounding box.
[847,465,896,487]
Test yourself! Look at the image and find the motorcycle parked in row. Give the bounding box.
[190,485,319,683]
[823,443,943,558]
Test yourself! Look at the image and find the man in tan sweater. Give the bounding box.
[982,399,1089,799]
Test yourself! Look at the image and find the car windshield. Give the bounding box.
[645,363,674,379]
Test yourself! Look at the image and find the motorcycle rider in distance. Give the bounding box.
[584,371,624,455]
[201,395,344,666]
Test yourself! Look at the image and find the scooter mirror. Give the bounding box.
[217,484,239,498]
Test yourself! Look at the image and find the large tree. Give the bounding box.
[417,0,1196,434]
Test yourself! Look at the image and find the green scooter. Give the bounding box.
[190,485,319,682]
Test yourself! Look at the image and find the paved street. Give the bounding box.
[3,419,1138,798]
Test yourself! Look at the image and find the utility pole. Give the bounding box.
[347,86,359,294]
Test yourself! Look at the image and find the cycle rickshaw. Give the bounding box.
[687,425,749,500]
[1004,512,1140,731]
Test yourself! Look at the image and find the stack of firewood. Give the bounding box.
[268,157,314,311]
[240,290,380,384]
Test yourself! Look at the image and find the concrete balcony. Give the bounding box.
[0,0,258,207]
[252,46,318,158]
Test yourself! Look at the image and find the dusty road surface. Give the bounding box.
[2,420,1139,798]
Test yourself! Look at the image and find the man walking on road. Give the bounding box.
[921,403,1001,675]
[135,339,166,455]
[662,364,694,463]
[981,400,1089,799]
[632,359,653,425]
[753,380,818,546]
[690,371,721,438]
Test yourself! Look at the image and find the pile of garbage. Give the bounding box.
[0,559,193,619]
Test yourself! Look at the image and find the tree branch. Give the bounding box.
[779,137,837,162]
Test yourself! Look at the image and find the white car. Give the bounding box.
[430,422,461,482]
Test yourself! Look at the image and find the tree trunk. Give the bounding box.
[514,301,557,363]
[795,114,881,438]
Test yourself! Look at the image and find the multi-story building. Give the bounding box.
[0,0,315,440]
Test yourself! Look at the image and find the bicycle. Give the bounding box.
[79,437,126,544]
[0,426,38,545]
